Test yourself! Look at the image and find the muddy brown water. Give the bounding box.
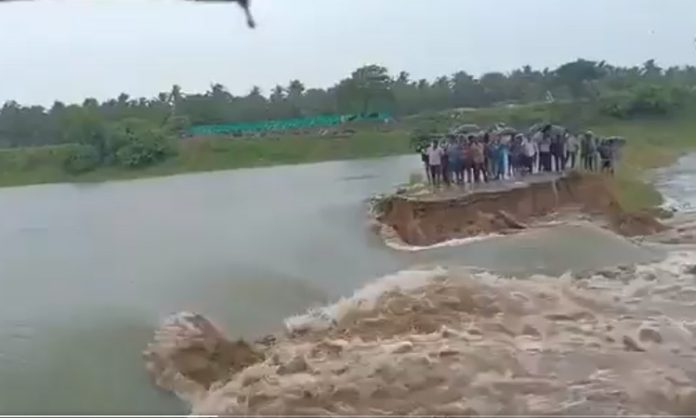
[0,155,668,414]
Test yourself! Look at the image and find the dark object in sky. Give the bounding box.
[190,0,255,28]
[0,0,256,29]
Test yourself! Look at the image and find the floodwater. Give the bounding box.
[654,153,696,213]
[0,155,668,414]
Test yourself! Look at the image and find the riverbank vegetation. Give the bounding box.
[0,59,694,191]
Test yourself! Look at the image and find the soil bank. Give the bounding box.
[372,172,667,248]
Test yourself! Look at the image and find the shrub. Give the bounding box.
[108,119,176,168]
[63,144,100,174]
[600,85,686,119]
[163,115,191,135]
[630,85,679,115]
[114,129,173,168]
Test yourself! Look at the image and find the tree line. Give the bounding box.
[1,58,694,172]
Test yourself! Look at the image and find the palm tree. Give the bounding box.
[117,93,131,107]
[248,86,262,97]
[270,85,286,103]
[287,80,305,99]
[170,85,182,103]
[396,71,410,85]
[208,83,231,101]
[642,59,663,77]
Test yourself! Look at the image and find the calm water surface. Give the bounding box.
[0,156,666,414]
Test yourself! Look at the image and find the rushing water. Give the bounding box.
[654,153,696,213]
[0,156,668,414]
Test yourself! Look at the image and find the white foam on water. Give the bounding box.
[660,194,681,211]
[381,220,572,252]
[654,155,696,213]
[635,250,696,276]
[283,267,448,334]
[383,233,503,252]
[191,249,696,415]
[283,249,696,335]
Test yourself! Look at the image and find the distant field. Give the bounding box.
[0,102,693,214]
[0,129,413,187]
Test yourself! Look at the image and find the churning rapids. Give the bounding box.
[149,253,696,416]
[0,154,695,414]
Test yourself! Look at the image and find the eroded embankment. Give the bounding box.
[372,173,667,248]
[145,252,696,416]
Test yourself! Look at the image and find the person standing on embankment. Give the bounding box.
[471,139,487,183]
[531,129,543,173]
[427,140,443,186]
[449,138,464,184]
[582,132,597,171]
[565,132,579,169]
[462,136,474,184]
[483,133,495,180]
[538,133,552,172]
[551,133,566,172]
[508,136,521,178]
[419,145,431,184]
[496,137,510,180]
[522,134,536,175]
[440,140,450,186]
[598,139,616,175]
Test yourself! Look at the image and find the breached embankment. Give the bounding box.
[371,172,667,248]
[145,252,696,415]
[142,171,694,415]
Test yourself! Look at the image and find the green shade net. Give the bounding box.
[189,113,390,136]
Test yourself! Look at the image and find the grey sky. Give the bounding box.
[1,0,694,105]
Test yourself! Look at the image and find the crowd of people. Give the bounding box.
[418,125,622,187]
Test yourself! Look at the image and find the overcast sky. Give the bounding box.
[0,0,694,105]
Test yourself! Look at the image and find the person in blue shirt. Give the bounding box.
[496,136,510,180]
[448,138,464,184]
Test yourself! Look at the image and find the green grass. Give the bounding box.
[0,104,694,203]
[173,129,412,171]
[0,129,412,187]
[591,116,696,212]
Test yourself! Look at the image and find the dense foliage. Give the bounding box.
[63,144,100,174]
[1,58,694,157]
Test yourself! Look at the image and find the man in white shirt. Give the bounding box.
[565,133,579,169]
[531,130,543,173]
[427,141,443,186]
[522,136,536,175]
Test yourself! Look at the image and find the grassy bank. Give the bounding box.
[0,103,693,207]
[0,129,412,187]
[592,117,696,212]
